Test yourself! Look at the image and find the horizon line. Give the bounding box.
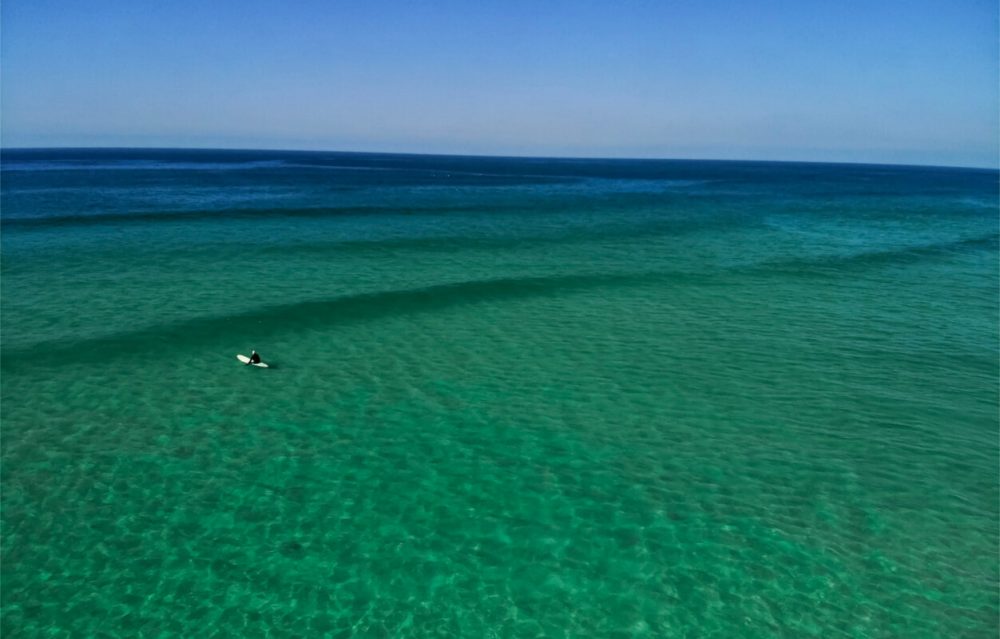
[1,145,997,172]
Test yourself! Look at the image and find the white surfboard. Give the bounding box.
[237,354,269,368]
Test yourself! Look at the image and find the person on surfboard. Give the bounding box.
[247,350,262,365]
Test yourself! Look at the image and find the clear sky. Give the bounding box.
[2,0,997,167]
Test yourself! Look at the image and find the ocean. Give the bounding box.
[1,148,997,637]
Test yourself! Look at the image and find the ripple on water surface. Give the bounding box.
[2,153,997,637]
[3,277,997,637]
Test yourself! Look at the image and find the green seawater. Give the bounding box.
[2,150,998,637]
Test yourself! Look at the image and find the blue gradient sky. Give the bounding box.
[2,0,997,167]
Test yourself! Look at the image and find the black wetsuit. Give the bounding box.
[249,352,261,364]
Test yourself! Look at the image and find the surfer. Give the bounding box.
[236,350,268,368]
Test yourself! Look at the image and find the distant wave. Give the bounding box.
[0,270,684,367]
[0,160,289,172]
[283,163,709,188]
[252,215,747,256]
[0,202,740,236]
[754,233,999,275]
[0,205,482,228]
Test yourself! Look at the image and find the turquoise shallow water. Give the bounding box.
[2,150,998,637]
